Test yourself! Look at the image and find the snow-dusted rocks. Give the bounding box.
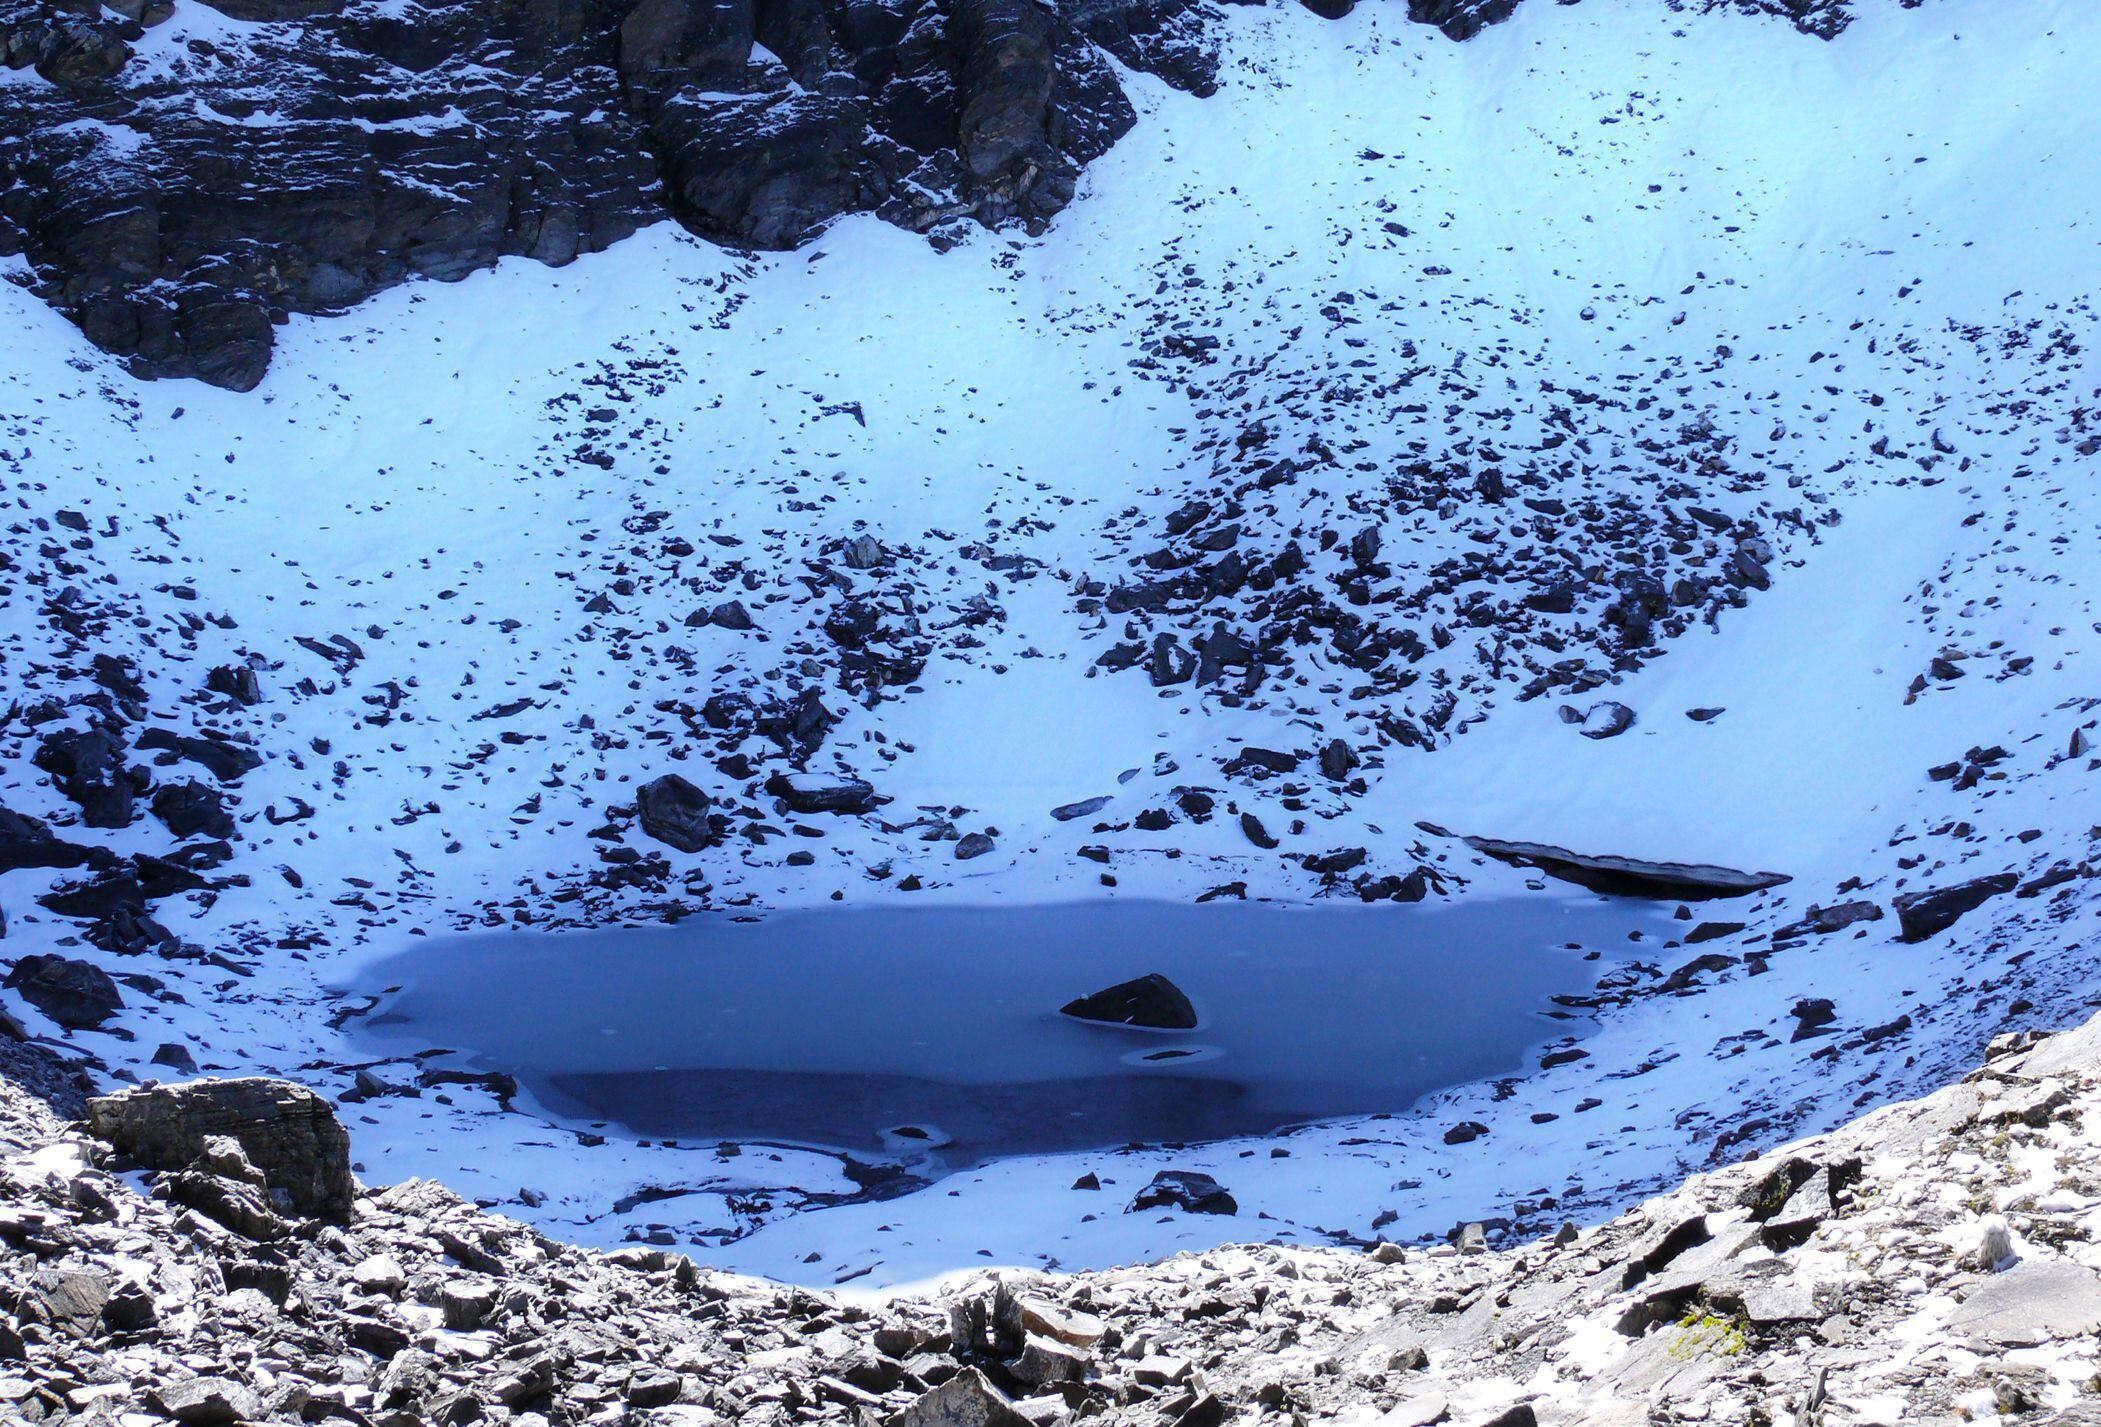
[1130,1169,1237,1215]
[1567,700,1636,740]
[0,0,2095,1364]
[766,771,879,815]
[18,1007,2101,1425]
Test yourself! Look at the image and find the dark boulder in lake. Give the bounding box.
[1060,972,1197,1030]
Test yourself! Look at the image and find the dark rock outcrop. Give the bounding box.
[1405,0,1521,41]
[150,780,235,840]
[88,1078,356,1220]
[0,0,1864,389]
[0,0,1213,387]
[1425,827,1791,901]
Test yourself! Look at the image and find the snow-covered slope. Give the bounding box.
[2,0,2096,1289]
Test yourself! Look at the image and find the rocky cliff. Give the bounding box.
[0,0,1215,390]
[0,0,1890,392]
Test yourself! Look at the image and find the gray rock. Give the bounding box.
[1576,700,1636,739]
[151,779,235,840]
[627,1368,684,1407]
[841,535,889,569]
[1777,900,1883,937]
[1948,1259,2101,1347]
[709,599,755,631]
[151,1377,264,1426]
[0,802,97,874]
[897,1367,1033,1427]
[766,772,878,814]
[38,1268,109,1329]
[440,1279,500,1330]
[88,1078,356,1220]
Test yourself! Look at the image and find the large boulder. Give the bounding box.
[88,1078,356,1220]
[766,771,877,814]
[151,780,236,840]
[3,953,122,1029]
[1060,972,1197,1029]
[150,1377,267,1426]
[1130,1169,1237,1215]
[635,772,717,852]
[1893,874,2018,942]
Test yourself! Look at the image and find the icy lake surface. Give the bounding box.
[348,898,1668,1165]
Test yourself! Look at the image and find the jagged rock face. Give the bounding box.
[0,0,1215,389]
[0,0,1882,390]
[0,0,661,391]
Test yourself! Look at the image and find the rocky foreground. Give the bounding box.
[6,1006,2101,1426]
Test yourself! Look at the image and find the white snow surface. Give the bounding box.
[1,0,2098,1291]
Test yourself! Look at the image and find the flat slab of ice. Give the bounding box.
[347,898,1665,1165]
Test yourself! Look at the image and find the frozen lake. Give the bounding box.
[346,898,1668,1166]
